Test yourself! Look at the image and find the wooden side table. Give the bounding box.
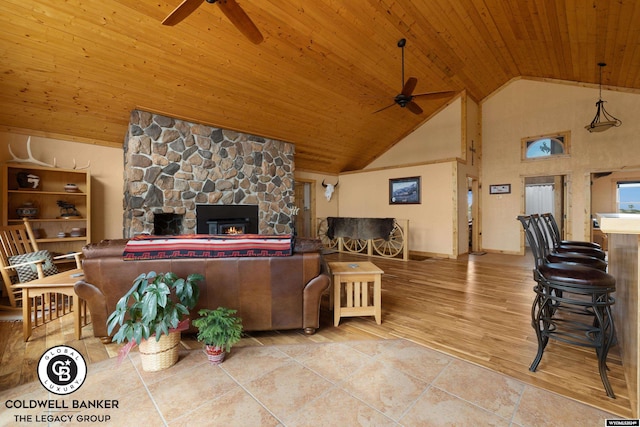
[12,268,86,341]
[328,261,384,326]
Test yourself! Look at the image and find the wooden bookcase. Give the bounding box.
[2,163,91,262]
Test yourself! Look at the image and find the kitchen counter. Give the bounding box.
[597,213,640,417]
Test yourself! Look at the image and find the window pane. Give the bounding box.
[617,182,640,213]
[525,137,565,158]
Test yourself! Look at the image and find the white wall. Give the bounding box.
[338,162,456,256]
[482,78,640,254]
[366,97,463,169]
[336,94,479,258]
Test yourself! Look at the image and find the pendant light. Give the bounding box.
[585,63,622,132]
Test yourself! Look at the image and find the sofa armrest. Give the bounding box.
[74,280,109,339]
[302,266,331,334]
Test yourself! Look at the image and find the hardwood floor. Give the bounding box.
[0,251,633,417]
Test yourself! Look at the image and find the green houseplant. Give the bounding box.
[106,271,203,371]
[192,307,243,364]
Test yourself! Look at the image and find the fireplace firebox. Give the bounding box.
[196,205,259,235]
[154,213,183,235]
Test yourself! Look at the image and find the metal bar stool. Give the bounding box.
[541,213,602,249]
[539,213,606,260]
[517,215,617,398]
[531,214,608,271]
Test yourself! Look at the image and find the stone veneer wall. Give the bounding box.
[123,110,295,237]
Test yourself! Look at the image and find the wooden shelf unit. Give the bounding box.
[2,163,91,258]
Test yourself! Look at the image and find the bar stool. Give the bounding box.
[530,214,607,271]
[539,213,606,260]
[517,215,617,398]
[541,213,602,249]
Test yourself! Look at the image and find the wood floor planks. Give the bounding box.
[0,251,633,417]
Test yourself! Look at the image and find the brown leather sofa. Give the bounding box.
[75,238,331,340]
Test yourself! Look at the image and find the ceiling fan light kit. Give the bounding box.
[585,63,622,133]
[375,38,454,115]
[162,0,264,44]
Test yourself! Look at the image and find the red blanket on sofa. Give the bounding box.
[122,234,293,260]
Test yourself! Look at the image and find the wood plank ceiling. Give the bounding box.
[1,0,639,173]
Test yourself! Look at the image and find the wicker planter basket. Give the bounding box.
[139,331,181,372]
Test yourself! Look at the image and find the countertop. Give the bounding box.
[596,213,640,235]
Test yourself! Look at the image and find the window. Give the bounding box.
[617,181,640,213]
[522,131,570,160]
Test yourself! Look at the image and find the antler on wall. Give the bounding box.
[8,136,91,170]
[8,136,55,167]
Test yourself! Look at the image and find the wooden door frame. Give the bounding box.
[467,175,480,252]
[519,173,569,255]
[294,178,317,238]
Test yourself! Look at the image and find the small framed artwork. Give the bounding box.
[489,184,511,195]
[389,176,421,204]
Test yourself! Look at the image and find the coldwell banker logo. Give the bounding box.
[37,345,87,395]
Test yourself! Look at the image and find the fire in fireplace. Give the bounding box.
[207,218,250,235]
[196,204,259,235]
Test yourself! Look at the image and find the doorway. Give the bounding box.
[467,176,479,252]
[293,179,316,238]
[590,169,640,248]
[523,175,567,245]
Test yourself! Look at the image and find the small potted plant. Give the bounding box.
[106,271,203,371]
[192,307,243,364]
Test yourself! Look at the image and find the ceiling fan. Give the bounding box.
[375,38,454,114]
[162,0,264,44]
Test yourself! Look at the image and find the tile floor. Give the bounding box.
[0,339,621,426]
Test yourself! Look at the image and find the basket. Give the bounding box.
[138,331,180,372]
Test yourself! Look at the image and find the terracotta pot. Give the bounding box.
[204,344,226,365]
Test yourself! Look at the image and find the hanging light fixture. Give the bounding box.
[585,62,622,132]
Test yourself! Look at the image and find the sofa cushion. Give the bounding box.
[122,234,294,260]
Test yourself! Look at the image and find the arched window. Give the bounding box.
[522,132,570,160]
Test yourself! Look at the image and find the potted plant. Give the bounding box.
[192,307,243,364]
[106,271,203,371]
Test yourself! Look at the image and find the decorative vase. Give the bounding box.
[204,344,226,365]
[138,331,181,372]
[70,227,84,237]
[16,172,40,189]
[16,202,38,219]
[64,183,79,193]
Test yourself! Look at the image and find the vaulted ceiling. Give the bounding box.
[1,1,639,173]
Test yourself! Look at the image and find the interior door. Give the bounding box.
[524,175,566,246]
[294,180,315,237]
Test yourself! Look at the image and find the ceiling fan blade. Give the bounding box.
[401,77,418,97]
[373,103,397,114]
[162,0,205,26]
[412,90,456,100]
[405,101,423,115]
[217,0,264,44]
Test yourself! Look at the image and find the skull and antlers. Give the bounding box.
[321,179,339,202]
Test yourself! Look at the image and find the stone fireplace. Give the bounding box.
[123,110,296,237]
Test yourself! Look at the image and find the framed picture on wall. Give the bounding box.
[389,176,421,204]
[489,184,511,194]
